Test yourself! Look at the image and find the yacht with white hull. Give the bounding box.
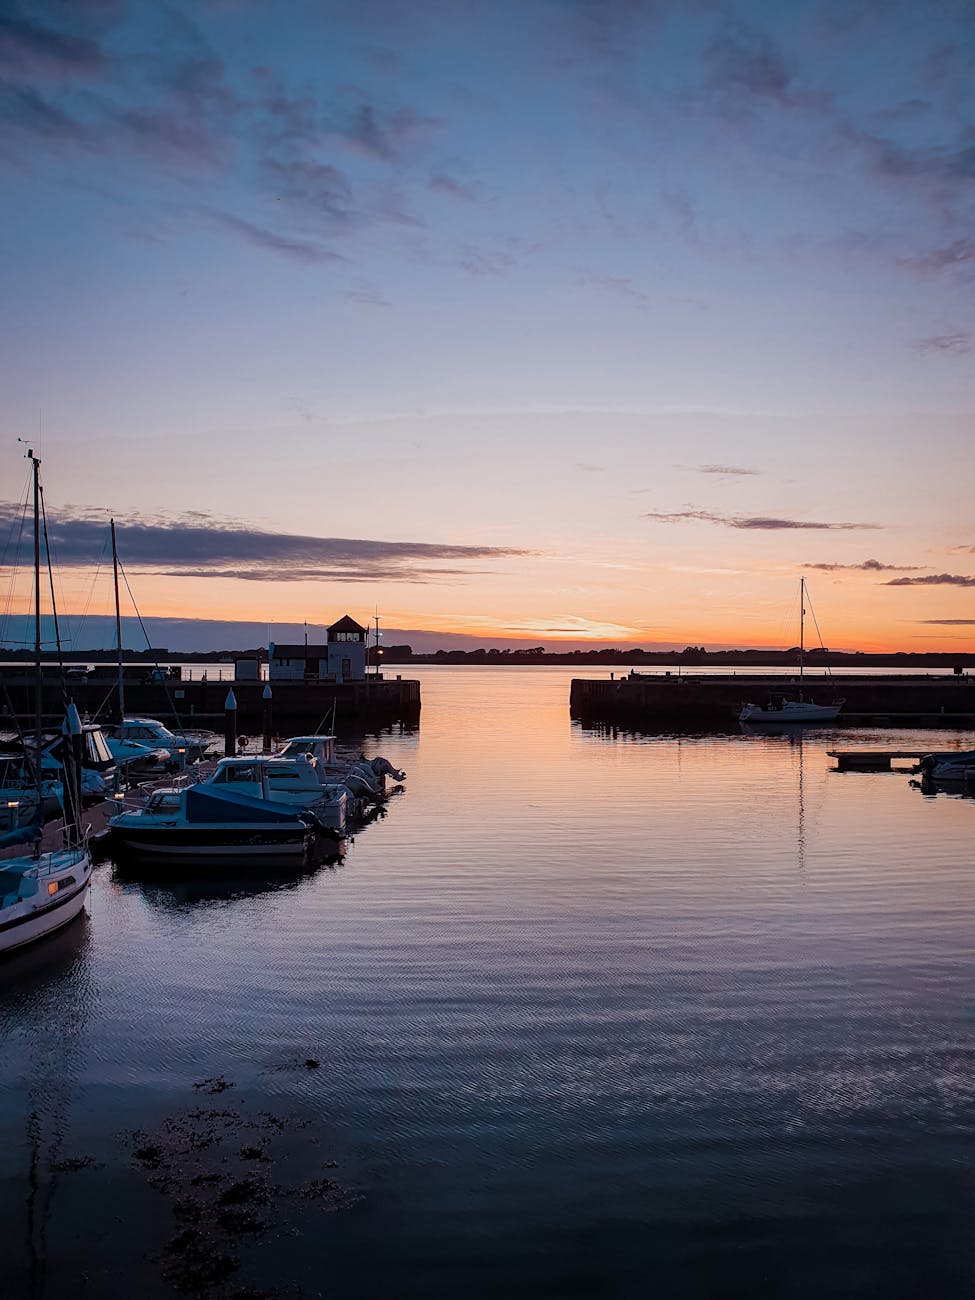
[1,449,92,955]
[739,578,843,725]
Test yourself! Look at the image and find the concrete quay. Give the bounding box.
[570,672,975,730]
[0,672,421,732]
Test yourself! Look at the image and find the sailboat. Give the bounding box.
[739,578,844,725]
[102,520,221,771]
[0,448,93,956]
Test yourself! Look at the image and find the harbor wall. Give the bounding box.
[570,673,975,729]
[0,672,421,732]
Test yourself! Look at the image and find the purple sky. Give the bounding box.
[1,0,973,652]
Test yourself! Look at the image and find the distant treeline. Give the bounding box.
[3,645,971,669]
[378,646,974,669]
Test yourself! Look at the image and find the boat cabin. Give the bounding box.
[276,735,337,766]
[208,756,330,805]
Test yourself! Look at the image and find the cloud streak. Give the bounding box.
[208,210,344,264]
[886,573,975,587]
[0,12,106,79]
[0,505,532,584]
[644,510,880,530]
[806,559,924,572]
[915,331,973,356]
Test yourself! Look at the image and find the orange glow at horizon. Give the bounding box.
[3,561,972,656]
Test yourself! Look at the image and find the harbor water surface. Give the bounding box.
[3,666,975,1297]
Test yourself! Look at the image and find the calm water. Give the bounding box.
[3,666,975,1298]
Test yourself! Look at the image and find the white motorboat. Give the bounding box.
[917,750,975,783]
[276,736,405,789]
[110,717,216,765]
[105,734,172,775]
[205,756,348,832]
[1,449,92,955]
[739,578,844,725]
[276,734,339,766]
[12,723,117,801]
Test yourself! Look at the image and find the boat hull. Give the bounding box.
[108,824,310,861]
[739,702,842,724]
[0,851,92,956]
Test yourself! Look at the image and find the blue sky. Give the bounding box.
[1,0,973,652]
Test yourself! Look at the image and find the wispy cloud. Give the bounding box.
[694,463,758,476]
[915,331,973,355]
[0,504,532,584]
[329,102,442,163]
[645,510,880,530]
[902,240,975,278]
[346,280,390,307]
[430,171,479,202]
[0,81,92,144]
[703,23,812,111]
[458,247,516,277]
[0,12,106,79]
[916,619,975,625]
[208,210,344,264]
[579,275,650,310]
[500,616,641,639]
[886,573,975,587]
[806,559,924,572]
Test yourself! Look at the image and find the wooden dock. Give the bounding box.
[827,749,931,771]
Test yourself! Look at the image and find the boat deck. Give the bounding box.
[828,748,951,771]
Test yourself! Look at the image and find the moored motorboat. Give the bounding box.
[109,717,217,765]
[917,749,975,783]
[108,781,314,862]
[275,736,406,794]
[205,755,348,832]
[105,734,173,776]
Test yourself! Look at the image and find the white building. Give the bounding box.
[269,615,369,682]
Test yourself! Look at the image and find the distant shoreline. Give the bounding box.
[1,648,971,670]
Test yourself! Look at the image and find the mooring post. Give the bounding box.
[262,684,272,753]
[63,701,84,847]
[224,688,237,758]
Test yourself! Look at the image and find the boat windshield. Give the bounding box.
[146,791,181,812]
[212,765,259,784]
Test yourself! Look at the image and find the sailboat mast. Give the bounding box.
[30,450,42,793]
[799,576,805,691]
[111,519,125,722]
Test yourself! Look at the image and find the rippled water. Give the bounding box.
[3,666,975,1298]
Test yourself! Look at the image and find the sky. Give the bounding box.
[1,0,973,654]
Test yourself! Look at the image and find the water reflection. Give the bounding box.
[108,840,347,910]
[1,909,94,1300]
[3,668,975,1299]
[0,907,91,1005]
